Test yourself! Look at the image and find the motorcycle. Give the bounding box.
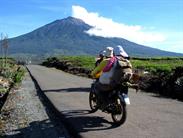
[89,81,130,126]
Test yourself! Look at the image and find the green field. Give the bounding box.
[131,57,183,74]
[56,56,183,74]
[57,55,95,69]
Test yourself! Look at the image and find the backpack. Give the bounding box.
[111,57,132,85]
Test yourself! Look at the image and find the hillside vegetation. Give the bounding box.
[0,57,25,109]
[42,56,183,100]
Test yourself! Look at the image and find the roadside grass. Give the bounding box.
[131,57,183,74]
[0,58,26,97]
[13,66,26,84]
[0,58,26,136]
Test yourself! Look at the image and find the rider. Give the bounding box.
[91,46,115,90]
[91,45,138,98]
[91,46,131,92]
[94,50,106,79]
[91,47,116,108]
[95,50,106,67]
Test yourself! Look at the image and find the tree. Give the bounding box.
[0,33,9,68]
[0,33,3,68]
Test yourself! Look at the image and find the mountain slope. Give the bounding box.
[8,16,183,57]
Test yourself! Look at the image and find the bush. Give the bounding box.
[14,67,25,84]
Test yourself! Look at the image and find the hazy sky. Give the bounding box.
[0,0,182,53]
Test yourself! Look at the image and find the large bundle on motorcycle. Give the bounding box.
[111,57,133,86]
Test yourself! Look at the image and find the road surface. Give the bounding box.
[27,65,183,138]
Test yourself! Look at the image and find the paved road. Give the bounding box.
[27,65,183,138]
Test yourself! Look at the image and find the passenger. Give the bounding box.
[113,45,139,93]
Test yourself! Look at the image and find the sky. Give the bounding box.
[0,0,183,53]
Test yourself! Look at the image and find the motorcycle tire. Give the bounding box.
[111,98,127,125]
[89,92,98,113]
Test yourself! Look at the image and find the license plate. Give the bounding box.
[124,96,130,105]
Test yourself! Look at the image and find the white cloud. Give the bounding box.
[72,5,166,45]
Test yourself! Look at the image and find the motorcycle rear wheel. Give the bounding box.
[111,99,127,125]
[89,92,98,113]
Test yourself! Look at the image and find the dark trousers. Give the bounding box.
[94,82,113,105]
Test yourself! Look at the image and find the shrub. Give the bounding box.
[14,66,25,84]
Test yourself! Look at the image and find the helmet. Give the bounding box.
[99,50,106,57]
[114,45,129,58]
